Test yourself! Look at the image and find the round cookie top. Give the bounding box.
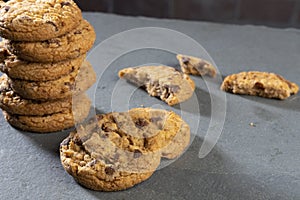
[5,20,95,63]
[60,108,190,191]
[0,0,82,41]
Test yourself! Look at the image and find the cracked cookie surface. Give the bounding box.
[0,43,84,81]
[60,108,190,191]
[0,0,82,41]
[7,60,96,100]
[5,20,95,63]
[177,54,217,77]
[221,71,299,99]
[119,66,195,106]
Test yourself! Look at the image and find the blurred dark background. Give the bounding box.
[74,0,300,28]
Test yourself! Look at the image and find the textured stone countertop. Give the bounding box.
[0,12,299,200]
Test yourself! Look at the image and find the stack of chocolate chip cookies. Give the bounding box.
[0,0,96,133]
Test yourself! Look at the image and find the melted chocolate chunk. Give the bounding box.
[133,149,142,158]
[135,118,149,128]
[64,82,75,90]
[73,136,82,146]
[253,82,265,90]
[61,2,71,7]
[182,57,190,64]
[143,139,149,148]
[74,30,82,34]
[105,166,115,175]
[3,6,10,12]
[46,21,59,31]
[97,114,104,120]
[47,38,61,46]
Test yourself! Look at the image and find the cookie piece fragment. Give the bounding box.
[221,71,299,99]
[0,44,85,81]
[5,20,96,63]
[7,61,96,100]
[119,66,195,106]
[0,0,82,41]
[3,96,91,133]
[177,54,217,77]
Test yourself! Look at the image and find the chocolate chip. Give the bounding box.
[102,123,114,132]
[105,166,115,175]
[20,16,32,21]
[60,137,70,147]
[163,86,170,99]
[73,137,82,146]
[100,133,109,138]
[74,30,82,34]
[46,21,58,31]
[253,82,265,90]
[150,117,162,123]
[47,38,60,46]
[64,82,75,90]
[61,2,71,7]
[97,114,104,120]
[3,6,10,12]
[182,57,190,64]
[135,118,149,128]
[133,149,142,158]
[144,139,149,148]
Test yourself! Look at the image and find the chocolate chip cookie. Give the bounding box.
[177,54,217,77]
[221,71,299,99]
[5,20,95,63]
[0,75,89,115]
[8,60,96,100]
[119,66,195,106]
[0,0,82,41]
[0,44,85,81]
[3,96,91,133]
[60,108,190,191]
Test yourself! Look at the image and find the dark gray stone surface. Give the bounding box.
[0,13,299,200]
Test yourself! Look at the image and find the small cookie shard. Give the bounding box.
[176,54,217,77]
[118,66,195,106]
[221,71,299,99]
[60,108,190,191]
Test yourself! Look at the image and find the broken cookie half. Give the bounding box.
[176,54,217,77]
[221,71,299,100]
[119,66,195,106]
